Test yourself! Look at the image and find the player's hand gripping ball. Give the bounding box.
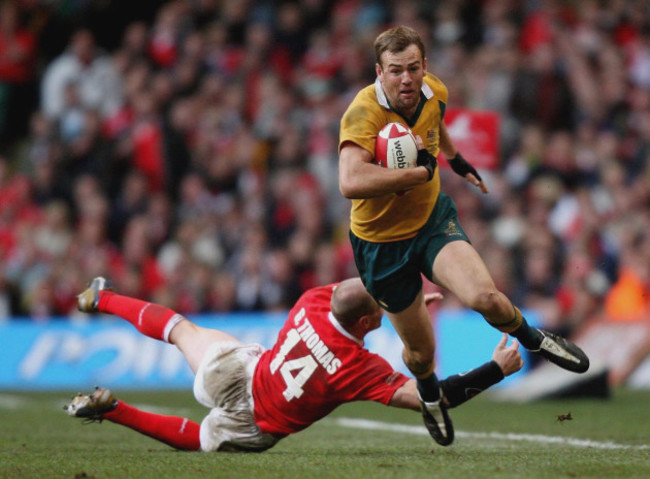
[375,122,418,169]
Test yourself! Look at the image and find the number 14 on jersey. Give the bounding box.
[269,329,318,401]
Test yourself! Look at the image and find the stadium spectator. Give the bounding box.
[40,28,123,121]
[117,21,149,69]
[338,25,588,446]
[0,0,644,339]
[64,276,523,451]
[0,0,38,144]
[147,2,183,69]
[604,226,650,321]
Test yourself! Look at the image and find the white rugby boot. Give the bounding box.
[77,277,113,313]
[419,389,454,446]
[64,386,117,423]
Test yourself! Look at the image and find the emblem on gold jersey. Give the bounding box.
[426,129,438,151]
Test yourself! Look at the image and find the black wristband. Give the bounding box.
[449,152,482,182]
[416,149,437,181]
[439,361,504,408]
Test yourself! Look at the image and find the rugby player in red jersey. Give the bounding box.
[65,276,522,452]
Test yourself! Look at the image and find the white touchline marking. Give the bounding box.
[0,394,29,410]
[333,418,650,451]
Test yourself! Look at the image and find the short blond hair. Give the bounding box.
[374,25,426,67]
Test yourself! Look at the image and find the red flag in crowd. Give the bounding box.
[440,109,501,170]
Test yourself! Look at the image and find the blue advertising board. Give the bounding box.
[0,310,534,390]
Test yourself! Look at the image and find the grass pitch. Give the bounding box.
[1,388,649,479]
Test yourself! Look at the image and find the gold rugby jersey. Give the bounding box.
[339,72,447,242]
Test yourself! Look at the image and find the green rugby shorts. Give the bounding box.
[350,193,469,313]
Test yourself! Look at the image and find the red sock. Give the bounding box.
[103,401,201,451]
[98,292,184,342]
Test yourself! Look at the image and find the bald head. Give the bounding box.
[331,278,380,328]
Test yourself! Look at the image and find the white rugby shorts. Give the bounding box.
[193,340,279,452]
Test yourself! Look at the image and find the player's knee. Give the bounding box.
[468,289,502,315]
[402,348,434,376]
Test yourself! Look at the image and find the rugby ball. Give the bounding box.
[375,122,418,169]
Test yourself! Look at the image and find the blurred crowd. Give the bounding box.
[0,0,648,336]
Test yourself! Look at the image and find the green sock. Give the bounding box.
[417,373,441,403]
[510,318,542,350]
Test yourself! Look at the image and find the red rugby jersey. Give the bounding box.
[252,283,408,437]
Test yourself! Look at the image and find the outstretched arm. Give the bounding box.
[389,334,523,410]
[439,121,488,194]
[440,334,522,408]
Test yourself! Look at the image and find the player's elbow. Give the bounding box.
[339,143,374,198]
[339,182,355,199]
[339,176,363,199]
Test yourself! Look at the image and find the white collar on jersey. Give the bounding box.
[328,311,363,346]
[374,76,434,110]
